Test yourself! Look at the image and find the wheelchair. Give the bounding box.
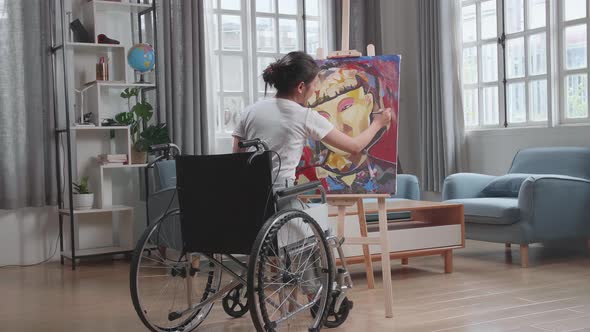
[129,140,353,332]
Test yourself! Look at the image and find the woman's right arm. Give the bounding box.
[322,108,392,154]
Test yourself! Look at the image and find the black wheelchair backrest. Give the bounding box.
[175,151,276,255]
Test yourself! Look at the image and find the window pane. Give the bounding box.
[508,82,526,123]
[279,0,298,14]
[483,86,499,125]
[222,96,244,133]
[306,20,320,54]
[221,0,240,10]
[528,0,545,29]
[528,33,546,75]
[482,43,498,82]
[481,1,497,40]
[506,37,525,78]
[462,5,476,43]
[565,25,587,70]
[207,0,218,9]
[279,19,298,53]
[212,55,220,92]
[256,17,276,52]
[305,0,320,16]
[566,74,588,119]
[564,0,586,21]
[222,56,243,91]
[529,80,547,121]
[221,15,242,51]
[464,88,479,127]
[505,0,524,33]
[256,0,274,13]
[212,14,219,51]
[463,47,478,84]
[258,57,275,93]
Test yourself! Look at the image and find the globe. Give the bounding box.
[127,43,155,74]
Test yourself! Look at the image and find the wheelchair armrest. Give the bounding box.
[275,181,324,199]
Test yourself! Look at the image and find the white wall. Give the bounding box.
[380,1,421,177]
[466,126,590,175]
[0,207,59,265]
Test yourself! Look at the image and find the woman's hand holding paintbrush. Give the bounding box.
[372,107,392,130]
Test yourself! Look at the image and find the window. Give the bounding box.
[559,0,590,122]
[461,0,550,129]
[0,0,7,19]
[206,0,329,135]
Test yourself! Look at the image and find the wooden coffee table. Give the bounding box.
[333,200,465,278]
[301,196,464,318]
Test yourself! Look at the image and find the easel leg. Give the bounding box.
[337,206,346,239]
[357,198,375,289]
[378,197,393,318]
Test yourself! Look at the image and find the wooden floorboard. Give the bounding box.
[1,240,589,331]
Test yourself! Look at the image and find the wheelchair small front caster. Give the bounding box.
[311,291,353,328]
[222,284,249,318]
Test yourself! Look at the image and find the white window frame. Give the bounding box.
[557,0,590,124]
[462,0,506,129]
[0,0,7,19]
[461,0,553,130]
[207,0,330,137]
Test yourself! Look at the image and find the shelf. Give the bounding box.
[59,205,133,215]
[65,42,125,52]
[100,163,147,169]
[93,0,153,14]
[84,81,156,88]
[70,125,130,130]
[61,246,133,260]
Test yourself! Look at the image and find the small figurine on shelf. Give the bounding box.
[74,85,94,126]
[127,43,156,83]
[97,34,120,45]
[96,56,109,81]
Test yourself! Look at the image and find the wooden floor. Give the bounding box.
[2,240,590,331]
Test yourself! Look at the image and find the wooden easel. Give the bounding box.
[312,0,394,319]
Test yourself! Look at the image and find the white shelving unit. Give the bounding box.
[52,0,157,269]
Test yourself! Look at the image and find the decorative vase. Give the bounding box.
[73,193,94,210]
[131,149,147,164]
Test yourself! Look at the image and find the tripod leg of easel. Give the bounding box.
[378,197,394,318]
[356,198,375,289]
[341,0,350,51]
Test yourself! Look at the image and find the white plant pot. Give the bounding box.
[73,193,94,210]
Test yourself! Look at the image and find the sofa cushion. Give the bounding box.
[446,197,520,225]
[481,173,531,197]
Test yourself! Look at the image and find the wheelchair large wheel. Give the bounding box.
[248,209,334,331]
[130,211,222,332]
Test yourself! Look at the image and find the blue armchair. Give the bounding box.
[442,147,590,267]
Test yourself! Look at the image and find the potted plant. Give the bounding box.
[72,176,94,210]
[115,88,166,164]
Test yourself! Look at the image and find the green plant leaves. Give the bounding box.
[135,123,170,152]
[120,87,140,99]
[132,100,153,122]
[114,111,134,125]
[73,176,91,194]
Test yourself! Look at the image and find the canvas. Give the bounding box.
[296,55,401,194]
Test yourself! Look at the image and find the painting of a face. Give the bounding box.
[297,55,401,194]
[315,85,374,156]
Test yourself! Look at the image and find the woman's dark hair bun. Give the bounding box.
[262,51,319,95]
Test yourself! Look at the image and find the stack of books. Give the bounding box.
[97,154,128,165]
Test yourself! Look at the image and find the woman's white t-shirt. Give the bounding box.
[232,98,334,182]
